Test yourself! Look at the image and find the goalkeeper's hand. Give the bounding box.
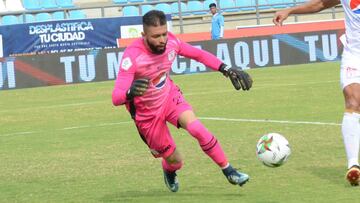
[219,64,253,91]
[126,78,149,100]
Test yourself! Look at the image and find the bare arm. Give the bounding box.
[273,0,341,26]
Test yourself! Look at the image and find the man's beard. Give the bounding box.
[147,39,167,54]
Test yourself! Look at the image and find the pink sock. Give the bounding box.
[162,159,183,172]
[186,120,228,168]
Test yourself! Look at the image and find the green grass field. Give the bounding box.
[0,62,356,203]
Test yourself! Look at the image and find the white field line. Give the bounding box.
[0,80,338,113]
[0,121,133,137]
[0,131,37,137]
[0,117,340,137]
[0,101,105,113]
[198,117,341,126]
[61,125,91,130]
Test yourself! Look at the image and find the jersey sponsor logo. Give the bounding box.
[152,72,167,89]
[350,0,360,14]
[121,57,132,71]
[168,50,176,61]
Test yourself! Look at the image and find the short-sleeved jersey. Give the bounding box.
[211,13,224,40]
[341,0,360,56]
[112,32,223,121]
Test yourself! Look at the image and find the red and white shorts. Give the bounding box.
[340,51,360,89]
[340,36,360,89]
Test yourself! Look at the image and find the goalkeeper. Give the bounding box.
[112,10,252,192]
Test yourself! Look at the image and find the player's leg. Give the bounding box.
[178,110,227,167]
[165,85,249,186]
[135,117,182,192]
[340,54,360,186]
[342,83,360,186]
[162,149,183,192]
[177,110,249,186]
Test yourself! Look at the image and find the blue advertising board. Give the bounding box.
[0,15,171,57]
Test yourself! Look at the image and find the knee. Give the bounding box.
[166,157,183,164]
[344,85,360,112]
[162,158,183,172]
[345,98,360,112]
[165,150,183,164]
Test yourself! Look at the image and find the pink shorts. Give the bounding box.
[135,86,192,158]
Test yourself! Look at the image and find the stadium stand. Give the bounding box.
[219,0,239,13]
[170,2,189,16]
[23,0,41,10]
[140,4,154,15]
[35,12,52,22]
[0,0,344,35]
[52,11,65,20]
[257,0,272,10]
[19,14,36,23]
[69,9,87,19]
[187,1,207,15]
[271,0,289,9]
[123,6,139,16]
[40,0,58,9]
[2,15,19,25]
[56,0,75,8]
[129,0,144,3]
[154,3,171,14]
[235,0,255,11]
[281,0,296,7]
[203,0,216,9]
[112,0,127,4]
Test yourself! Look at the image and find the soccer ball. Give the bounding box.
[256,133,291,167]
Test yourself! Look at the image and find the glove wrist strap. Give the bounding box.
[126,89,134,101]
[218,63,230,74]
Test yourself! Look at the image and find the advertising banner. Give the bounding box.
[0,21,345,90]
[0,15,171,57]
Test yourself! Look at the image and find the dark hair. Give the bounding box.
[142,10,167,28]
[209,3,217,8]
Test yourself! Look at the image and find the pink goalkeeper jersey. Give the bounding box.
[112,32,223,121]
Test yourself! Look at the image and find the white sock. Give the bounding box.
[342,112,360,169]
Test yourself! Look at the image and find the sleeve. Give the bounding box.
[177,40,223,71]
[112,51,136,106]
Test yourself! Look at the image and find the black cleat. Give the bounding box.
[163,170,179,192]
[223,165,249,187]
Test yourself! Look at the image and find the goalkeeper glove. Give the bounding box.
[126,78,149,100]
[219,64,253,91]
